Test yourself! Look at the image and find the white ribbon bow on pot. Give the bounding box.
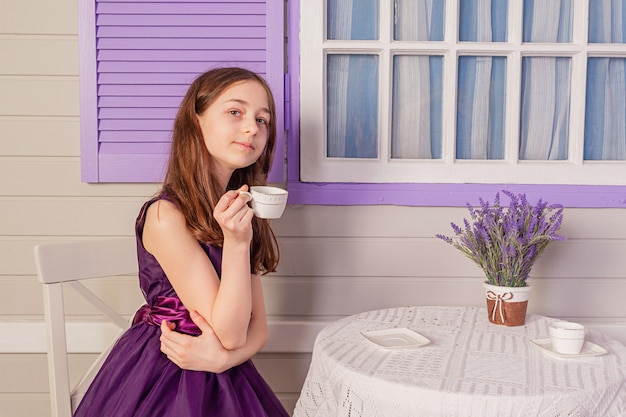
[486,291,513,323]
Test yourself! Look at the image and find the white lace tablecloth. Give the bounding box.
[293,306,626,417]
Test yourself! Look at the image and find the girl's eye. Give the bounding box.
[256,117,268,125]
[229,110,241,116]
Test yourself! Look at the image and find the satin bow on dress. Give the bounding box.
[133,295,202,336]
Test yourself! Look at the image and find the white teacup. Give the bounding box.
[549,321,586,354]
[240,186,288,219]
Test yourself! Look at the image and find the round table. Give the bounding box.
[293,306,626,417]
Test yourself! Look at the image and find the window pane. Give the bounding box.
[391,55,443,159]
[456,56,506,160]
[589,0,626,43]
[520,57,571,160]
[327,0,378,40]
[584,58,626,160]
[394,0,444,41]
[327,55,379,158]
[523,0,573,43]
[459,0,508,42]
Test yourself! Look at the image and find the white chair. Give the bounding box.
[34,237,138,417]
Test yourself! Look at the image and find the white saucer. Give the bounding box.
[361,328,431,349]
[531,338,608,358]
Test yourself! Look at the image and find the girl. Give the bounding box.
[74,67,290,417]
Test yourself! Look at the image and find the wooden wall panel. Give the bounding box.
[273,238,626,279]
[5,274,625,322]
[0,0,77,35]
[0,118,79,156]
[0,200,143,236]
[0,78,78,116]
[0,393,50,417]
[0,37,78,75]
[0,278,44,316]
[3,237,626,316]
[0,161,160,196]
[0,355,50,393]
[273,205,626,239]
[261,275,626,318]
[2,203,626,244]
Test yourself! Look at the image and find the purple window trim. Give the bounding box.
[79,0,98,182]
[264,0,285,182]
[285,0,626,208]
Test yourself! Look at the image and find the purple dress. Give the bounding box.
[74,195,289,417]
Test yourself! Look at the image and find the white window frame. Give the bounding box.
[299,0,626,185]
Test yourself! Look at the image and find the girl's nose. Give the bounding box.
[243,116,259,135]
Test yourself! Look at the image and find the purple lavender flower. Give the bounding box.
[436,191,566,287]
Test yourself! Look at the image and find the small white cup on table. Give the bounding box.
[549,321,586,354]
[240,186,288,219]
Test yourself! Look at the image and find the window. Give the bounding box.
[299,0,626,185]
[78,0,626,207]
[79,0,284,183]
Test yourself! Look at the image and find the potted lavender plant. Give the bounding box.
[436,190,565,326]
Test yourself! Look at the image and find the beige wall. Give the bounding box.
[2,1,626,416]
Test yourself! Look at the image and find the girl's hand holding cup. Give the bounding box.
[214,186,255,241]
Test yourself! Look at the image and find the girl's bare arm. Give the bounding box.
[143,191,256,350]
[159,274,269,372]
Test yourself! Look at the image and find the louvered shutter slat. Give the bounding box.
[80,0,284,183]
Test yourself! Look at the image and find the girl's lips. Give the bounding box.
[235,141,255,150]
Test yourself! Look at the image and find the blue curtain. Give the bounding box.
[520,57,571,160]
[585,0,626,160]
[325,0,625,162]
[457,0,508,160]
[326,0,379,158]
[460,0,508,42]
[456,56,506,159]
[327,0,378,40]
[523,0,573,43]
[391,1,444,159]
[394,0,444,41]
[392,55,443,159]
[327,55,379,158]
[519,0,573,160]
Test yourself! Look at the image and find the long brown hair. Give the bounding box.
[161,67,279,274]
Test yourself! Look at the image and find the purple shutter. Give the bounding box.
[79,0,285,183]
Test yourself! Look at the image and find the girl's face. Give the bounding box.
[197,79,271,186]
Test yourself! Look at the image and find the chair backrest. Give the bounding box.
[34,237,138,417]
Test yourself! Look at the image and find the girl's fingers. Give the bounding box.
[215,190,239,211]
[217,187,250,211]
[213,186,253,240]
[218,189,252,219]
[238,191,253,203]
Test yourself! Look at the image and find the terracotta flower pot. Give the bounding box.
[483,282,533,326]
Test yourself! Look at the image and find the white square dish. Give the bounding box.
[361,328,431,349]
[531,338,608,358]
